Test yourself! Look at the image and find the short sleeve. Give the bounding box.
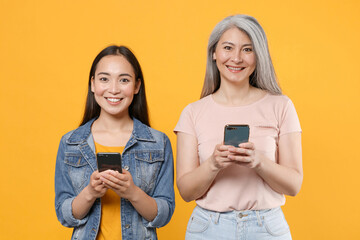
[174,104,196,136]
[279,98,302,136]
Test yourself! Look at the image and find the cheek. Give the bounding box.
[246,55,256,67]
[92,83,107,99]
[123,85,137,97]
[215,51,229,63]
[93,86,105,96]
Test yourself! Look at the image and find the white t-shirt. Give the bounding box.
[174,93,301,211]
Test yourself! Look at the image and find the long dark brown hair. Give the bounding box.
[80,45,150,126]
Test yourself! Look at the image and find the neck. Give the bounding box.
[95,111,133,132]
[213,80,255,106]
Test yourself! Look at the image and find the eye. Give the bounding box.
[99,77,108,82]
[243,47,253,52]
[119,78,130,83]
[224,46,232,50]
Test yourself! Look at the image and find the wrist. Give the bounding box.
[84,186,97,202]
[253,153,265,172]
[206,157,221,174]
[128,185,141,203]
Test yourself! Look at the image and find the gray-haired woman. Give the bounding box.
[175,15,302,239]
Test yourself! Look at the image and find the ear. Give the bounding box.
[90,77,95,93]
[134,79,141,94]
[213,51,216,60]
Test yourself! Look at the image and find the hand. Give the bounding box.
[227,142,261,169]
[209,144,235,171]
[99,169,138,201]
[87,170,108,199]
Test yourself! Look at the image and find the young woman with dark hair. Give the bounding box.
[55,45,175,240]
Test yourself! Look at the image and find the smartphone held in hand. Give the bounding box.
[224,124,250,147]
[96,152,122,173]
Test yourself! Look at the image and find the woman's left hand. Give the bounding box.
[99,169,138,200]
[227,142,262,169]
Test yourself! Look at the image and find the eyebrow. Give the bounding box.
[97,72,133,78]
[221,41,253,47]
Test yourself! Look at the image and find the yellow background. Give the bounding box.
[0,0,359,239]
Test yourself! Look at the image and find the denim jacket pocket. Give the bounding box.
[134,150,164,193]
[64,152,91,193]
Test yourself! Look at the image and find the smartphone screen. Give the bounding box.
[96,152,122,173]
[224,124,250,147]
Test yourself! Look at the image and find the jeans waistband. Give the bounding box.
[195,205,282,226]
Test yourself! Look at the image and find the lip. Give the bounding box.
[105,97,122,105]
[226,65,245,73]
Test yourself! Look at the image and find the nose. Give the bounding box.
[232,50,243,64]
[109,79,120,94]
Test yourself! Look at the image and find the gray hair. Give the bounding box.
[200,14,281,98]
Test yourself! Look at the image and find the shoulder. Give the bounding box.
[133,118,170,143]
[179,95,213,118]
[60,119,94,145]
[265,94,300,125]
[261,94,295,109]
[187,95,212,110]
[148,126,170,142]
[265,93,291,103]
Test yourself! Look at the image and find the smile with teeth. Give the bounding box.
[105,97,122,103]
[227,66,245,71]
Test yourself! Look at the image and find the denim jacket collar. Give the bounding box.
[66,118,155,145]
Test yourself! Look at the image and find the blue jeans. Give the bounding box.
[185,206,292,240]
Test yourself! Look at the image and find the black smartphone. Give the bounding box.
[96,152,122,173]
[224,124,250,147]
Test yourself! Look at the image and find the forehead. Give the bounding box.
[218,27,252,44]
[96,55,134,74]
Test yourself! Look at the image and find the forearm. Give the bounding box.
[129,186,158,222]
[72,186,97,220]
[177,158,219,202]
[255,155,303,196]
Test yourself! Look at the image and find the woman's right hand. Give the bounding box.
[209,144,233,171]
[176,132,234,202]
[87,170,108,199]
[72,170,107,220]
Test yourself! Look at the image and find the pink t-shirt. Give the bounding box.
[174,93,301,211]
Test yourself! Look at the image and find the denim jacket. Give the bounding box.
[55,118,175,240]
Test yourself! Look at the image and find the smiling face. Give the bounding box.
[91,55,140,118]
[213,27,256,86]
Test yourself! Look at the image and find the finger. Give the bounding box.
[91,178,103,187]
[238,142,254,149]
[228,155,253,163]
[100,177,121,189]
[228,147,251,156]
[215,155,236,166]
[217,150,232,158]
[217,145,231,151]
[103,182,127,193]
[99,169,115,177]
[91,170,101,180]
[102,182,115,190]
[107,171,129,183]
[100,173,122,185]
[122,169,131,175]
[95,183,108,191]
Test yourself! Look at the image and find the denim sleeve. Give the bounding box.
[54,136,89,227]
[143,134,175,228]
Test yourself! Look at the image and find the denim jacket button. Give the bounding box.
[125,224,130,229]
[124,166,129,171]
